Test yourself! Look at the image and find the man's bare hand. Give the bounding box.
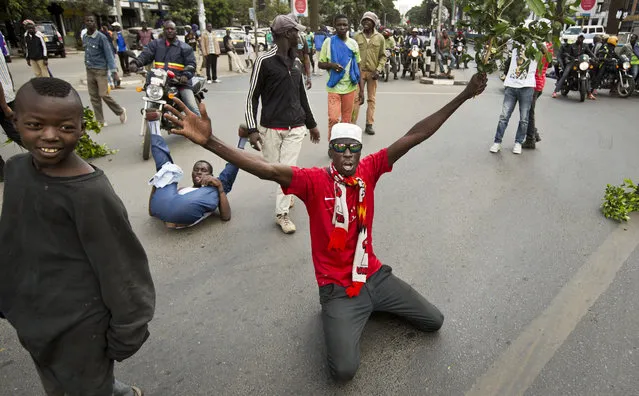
[309,127,320,144]
[462,72,488,99]
[359,93,365,106]
[2,105,14,120]
[249,132,263,151]
[164,98,212,146]
[199,175,222,188]
[179,75,189,85]
[372,70,379,80]
[306,78,312,90]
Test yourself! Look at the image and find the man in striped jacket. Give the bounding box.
[23,20,49,78]
[245,14,321,234]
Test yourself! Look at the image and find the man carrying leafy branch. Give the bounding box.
[161,72,487,381]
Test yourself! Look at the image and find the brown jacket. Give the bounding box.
[200,30,221,56]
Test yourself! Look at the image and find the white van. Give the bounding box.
[561,25,606,44]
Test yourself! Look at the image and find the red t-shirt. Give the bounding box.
[282,149,393,287]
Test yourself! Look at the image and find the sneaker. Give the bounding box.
[207,79,213,83]
[213,79,221,83]
[289,197,295,209]
[119,108,127,124]
[101,122,108,128]
[522,137,536,149]
[535,132,541,142]
[489,143,501,153]
[513,143,522,154]
[131,385,143,396]
[551,92,558,98]
[365,124,375,135]
[276,214,296,234]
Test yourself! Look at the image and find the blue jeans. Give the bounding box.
[494,87,534,144]
[149,135,238,225]
[178,87,201,116]
[631,64,639,80]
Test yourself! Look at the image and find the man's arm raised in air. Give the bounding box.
[386,72,487,166]
[164,99,294,188]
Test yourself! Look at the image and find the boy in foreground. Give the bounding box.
[0,78,155,395]
[164,73,487,381]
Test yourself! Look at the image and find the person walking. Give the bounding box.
[245,13,321,234]
[82,14,127,127]
[352,12,386,136]
[111,22,130,76]
[135,21,154,49]
[201,23,221,83]
[224,29,247,73]
[23,20,49,78]
[314,26,329,76]
[489,47,537,155]
[523,42,552,150]
[318,14,362,141]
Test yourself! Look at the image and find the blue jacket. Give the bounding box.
[136,38,196,81]
[83,30,117,70]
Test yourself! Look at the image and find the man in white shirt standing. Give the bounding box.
[489,47,537,155]
[0,53,19,182]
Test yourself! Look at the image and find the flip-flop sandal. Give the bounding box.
[131,385,144,396]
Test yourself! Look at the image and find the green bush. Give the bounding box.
[76,107,116,160]
[601,179,639,222]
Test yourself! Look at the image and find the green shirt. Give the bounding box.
[319,36,361,94]
[354,31,386,72]
[385,37,396,50]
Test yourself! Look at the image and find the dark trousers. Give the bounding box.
[206,54,218,80]
[319,265,444,381]
[118,51,129,74]
[526,90,542,139]
[554,61,574,93]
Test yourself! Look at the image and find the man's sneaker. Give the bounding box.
[213,79,221,83]
[535,132,541,142]
[522,137,536,149]
[207,79,213,83]
[489,143,501,153]
[552,91,558,98]
[119,108,127,124]
[101,122,108,128]
[276,214,296,234]
[365,124,375,135]
[513,142,522,154]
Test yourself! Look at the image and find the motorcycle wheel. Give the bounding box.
[384,64,389,82]
[616,75,635,98]
[142,123,151,161]
[579,80,587,102]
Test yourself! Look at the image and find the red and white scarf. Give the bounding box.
[327,163,369,298]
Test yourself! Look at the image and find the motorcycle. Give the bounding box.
[134,64,207,160]
[453,43,468,69]
[407,45,423,80]
[558,54,591,102]
[381,48,392,82]
[593,54,635,98]
[392,46,402,80]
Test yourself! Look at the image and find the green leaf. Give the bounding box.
[493,21,511,35]
[525,0,546,16]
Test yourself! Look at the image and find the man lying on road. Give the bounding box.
[162,72,487,380]
[148,125,248,229]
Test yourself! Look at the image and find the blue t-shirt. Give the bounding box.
[116,32,127,52]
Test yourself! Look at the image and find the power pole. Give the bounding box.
[310,0,319,31]
[435,0,443,75]
[198,0,205,33]
[115,0,123,25]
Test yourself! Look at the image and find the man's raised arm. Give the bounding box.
[386,73,487,166]
[164,98,294,188]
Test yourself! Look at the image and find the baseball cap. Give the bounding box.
[271,13,306,35]
[111,22,121,27]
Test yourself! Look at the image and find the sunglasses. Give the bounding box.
[330,142,363,153]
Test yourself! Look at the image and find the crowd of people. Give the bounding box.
[4,6,636,396]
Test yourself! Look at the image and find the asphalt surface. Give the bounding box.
[1,54,638,396]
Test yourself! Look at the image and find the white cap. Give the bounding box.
[330,123,362,144]
[111,22,121,27]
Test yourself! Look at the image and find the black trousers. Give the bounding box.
[118,51,129,74]
[526,90,542,139]
[319,265,444,381]
[206,54,218,80]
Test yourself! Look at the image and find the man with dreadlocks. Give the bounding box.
[0,77,154,395]
[164,71,487,381]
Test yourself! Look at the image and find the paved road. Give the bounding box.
[1,55,638,396]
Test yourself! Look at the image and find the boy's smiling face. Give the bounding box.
[15,92,84,170]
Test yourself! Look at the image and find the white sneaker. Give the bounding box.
[513,143,522,155]
[119,108,127,124]
[213,79,221,83]
[276,214,296,234]
[489,143,501,153]
[101,122,108,128]
[206,79,213,83]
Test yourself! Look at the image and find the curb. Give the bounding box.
[420,77,468,86]
[79,79,141,86]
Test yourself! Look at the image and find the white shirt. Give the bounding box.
[0,54,15,103]
[504,48,537,89]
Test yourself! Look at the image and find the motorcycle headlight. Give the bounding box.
[623,61,630,70]
[579,61,589,71]
[411,50,419,57]
[145,85,164,101]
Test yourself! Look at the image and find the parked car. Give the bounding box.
[214,30,247,54]
[561,25,605,44]
[35,21,65,57]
